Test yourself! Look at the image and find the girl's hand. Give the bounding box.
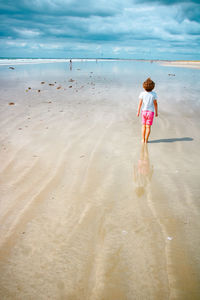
[137,112,140,117]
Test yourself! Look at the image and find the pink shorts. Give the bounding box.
[142,110,154,126]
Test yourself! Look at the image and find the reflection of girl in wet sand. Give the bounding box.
[134,144,153,197]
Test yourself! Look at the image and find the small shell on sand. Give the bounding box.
[38,90,41,92]
[68,79,75,82]
[69,86,72,88]
[41,82,45,84]
[49,83,54,86]
[57,86,61,89]
[9,102,15,105]
[28,87,31,90]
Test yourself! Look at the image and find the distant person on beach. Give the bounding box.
[137,78,158,143]
[70,59,72,70]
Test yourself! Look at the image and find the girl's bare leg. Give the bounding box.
[142,125,146,143]
[145,125,151,143]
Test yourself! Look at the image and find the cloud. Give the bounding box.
[0,0,119,18]
[135,0,200,22]
[13,28,41,37]
[0,0,200,59]
[135,0,200,5]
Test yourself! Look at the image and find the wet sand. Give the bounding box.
[0,61,200,299]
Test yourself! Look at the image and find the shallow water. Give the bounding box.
[0,60,200,299]
[1,59,200,109]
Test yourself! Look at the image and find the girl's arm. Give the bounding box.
[153,100,158,117]
[137,99,143,116]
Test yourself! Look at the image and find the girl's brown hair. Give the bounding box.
[143,78,155,92]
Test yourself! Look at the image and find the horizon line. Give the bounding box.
[0,57,200,62]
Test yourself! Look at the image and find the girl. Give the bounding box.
[137,78,158,143]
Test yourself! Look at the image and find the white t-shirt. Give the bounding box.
[139,91,157,112]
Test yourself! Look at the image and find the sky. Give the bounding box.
[0,0,200,60]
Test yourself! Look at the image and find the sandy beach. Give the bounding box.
[159,60,200,69]
[0,60,200,299]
